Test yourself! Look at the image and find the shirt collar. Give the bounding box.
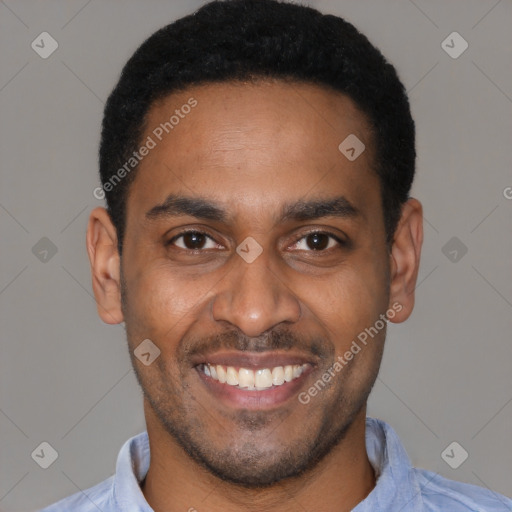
[353,417,424,511]
[112,417,424,511]
[113,428,153,511]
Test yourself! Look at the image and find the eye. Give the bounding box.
[167,229,346,253]
[168,230,221,251]
[289,231,345,252]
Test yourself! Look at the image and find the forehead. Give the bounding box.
[128,80,380,224]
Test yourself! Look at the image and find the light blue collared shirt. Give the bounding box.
[40,417,512,511]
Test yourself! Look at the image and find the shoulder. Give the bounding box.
[38,475,114,512]
[414,468,512,512]
[38,431,149,512]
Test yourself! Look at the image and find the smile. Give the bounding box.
[199,363,310,390]
[192,350,318,409]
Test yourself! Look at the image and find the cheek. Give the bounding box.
[306,261,388,334]
[297,260,389,386]
[123,260,215,342]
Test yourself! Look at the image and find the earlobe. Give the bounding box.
[86,207,124,324]
[387,198,423,324]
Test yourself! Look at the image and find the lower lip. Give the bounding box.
[195,366,314,410]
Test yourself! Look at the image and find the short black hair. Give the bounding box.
[99,0,415,253]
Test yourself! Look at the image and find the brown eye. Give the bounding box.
[169,231,219,250]
[305,233,330,250]
[290,231,344,252]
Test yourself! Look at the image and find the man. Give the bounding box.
[41,0,512,510]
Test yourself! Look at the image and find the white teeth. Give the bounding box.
[216,364,227,383]
[238,368,255,388]
[255,368,273,389]
[201,363,309,390]
[226,366,239,385]
[272,366,285,385]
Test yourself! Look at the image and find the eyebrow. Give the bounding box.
[145,194,361,224]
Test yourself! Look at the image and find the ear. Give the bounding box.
[86,207,124,324]
[387,198,423,323]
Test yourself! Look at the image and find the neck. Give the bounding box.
[141,405,376,512]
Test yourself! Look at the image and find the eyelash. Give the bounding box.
[166,229,347,253]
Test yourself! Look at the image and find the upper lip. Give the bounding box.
[190,351,319,369]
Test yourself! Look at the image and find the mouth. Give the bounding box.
[192,351,317,410]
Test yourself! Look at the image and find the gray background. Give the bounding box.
[1,0,511,510]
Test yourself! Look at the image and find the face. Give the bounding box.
[89,80,421,488]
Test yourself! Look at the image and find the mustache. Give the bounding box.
[181,327,333,362]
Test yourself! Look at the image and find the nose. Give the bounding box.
[211,251,301,338]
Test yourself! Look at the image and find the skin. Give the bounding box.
[86,80,423,512]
